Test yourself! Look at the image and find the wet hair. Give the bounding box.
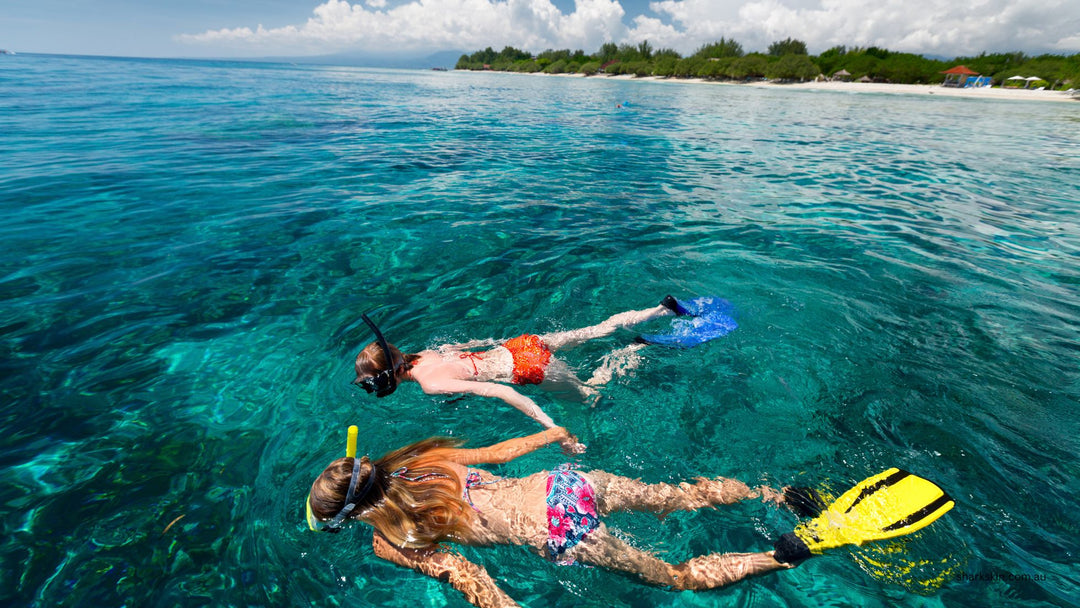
[354,342,420,383]
[308,437,474,548]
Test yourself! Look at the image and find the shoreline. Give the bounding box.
[485,71,1079,104]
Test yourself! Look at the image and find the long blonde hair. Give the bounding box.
[308,438,475,548]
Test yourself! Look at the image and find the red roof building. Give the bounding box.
[942,65,980,87]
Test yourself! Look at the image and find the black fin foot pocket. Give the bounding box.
[660,295,690,316]
[773,532,812,564]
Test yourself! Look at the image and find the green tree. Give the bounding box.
[962,51,1026,79]
[844,52,881,79]
[654,47,681,60]
[538,49,573,62]
[765,54,819,81]
[815,45,847,74]
[768,38,807,56]
[876,53,937,83]
[597,42,618,62]
[699,58,730,79]
[653,54,679,77]
[637,40,654,60]
[693,37,744,59]
[472,46,497,64]
[864,46,891,60]
[730,54,768,78]
[674,56,705,78]
[578,61,601,75]
[617,43,641,61]
[543,59,569,74]
[498,46,532,62]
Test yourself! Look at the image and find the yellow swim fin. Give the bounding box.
[774,468,954,563]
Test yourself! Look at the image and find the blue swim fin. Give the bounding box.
[638,296,737,348]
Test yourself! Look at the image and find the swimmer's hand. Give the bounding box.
[547,427,586,455]
[560,436,587,455]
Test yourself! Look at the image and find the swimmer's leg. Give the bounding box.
[587,471,782,516]
[585,343,647,387]
[540,306,671,351]
[569,527,789,590]
[540,342,648,404]
[539,358,600,404]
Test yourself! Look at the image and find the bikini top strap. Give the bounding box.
[463,470,502,512]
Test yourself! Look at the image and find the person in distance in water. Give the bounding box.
[354,297,691,453]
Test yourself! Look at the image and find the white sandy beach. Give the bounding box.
[534,72,1080,103]
[751,79,1078,103]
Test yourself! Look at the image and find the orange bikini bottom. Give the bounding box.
[502,334,552,385]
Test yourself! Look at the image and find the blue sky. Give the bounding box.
[3,0,1078,60]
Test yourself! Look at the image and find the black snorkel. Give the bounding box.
[357,313,407,398]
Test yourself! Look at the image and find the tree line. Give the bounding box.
[455,39,1080,89]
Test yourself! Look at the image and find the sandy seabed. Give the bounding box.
[531,72,1080,104]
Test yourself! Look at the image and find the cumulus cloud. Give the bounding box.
[178,0,627,56]
[651,0,1080,55]
[176,0,1080,57]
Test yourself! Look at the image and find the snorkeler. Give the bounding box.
[354,296,707,452]
[306,426,953,608]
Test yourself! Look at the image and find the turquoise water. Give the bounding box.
[2,53,1079,606]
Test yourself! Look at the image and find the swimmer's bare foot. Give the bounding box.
[577,384,602,407]
[757,486,785,506]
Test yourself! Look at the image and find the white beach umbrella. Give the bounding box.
[1025,76,1042,81]
[1006,75,1026,80]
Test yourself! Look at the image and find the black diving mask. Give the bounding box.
[356,313,405,398]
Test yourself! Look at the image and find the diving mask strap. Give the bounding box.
[361,312,404,396]
[322,457,378,533]
[307,425,373,533]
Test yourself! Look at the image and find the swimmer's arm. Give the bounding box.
[448,427,571,465]
[372,532,519,608]
[421,378,557,429]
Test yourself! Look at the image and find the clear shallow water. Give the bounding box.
[1,54,1079,607]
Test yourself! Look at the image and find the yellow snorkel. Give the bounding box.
[345,424,358,459]
[306,425,360,531]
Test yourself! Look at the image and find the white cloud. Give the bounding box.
[177,0,1080,57]
[178,0,627,56]
[649,0,1080,55]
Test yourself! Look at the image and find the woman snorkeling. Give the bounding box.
[354,297,693,452]
[306,426,807,608]
[306,428,954,607]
